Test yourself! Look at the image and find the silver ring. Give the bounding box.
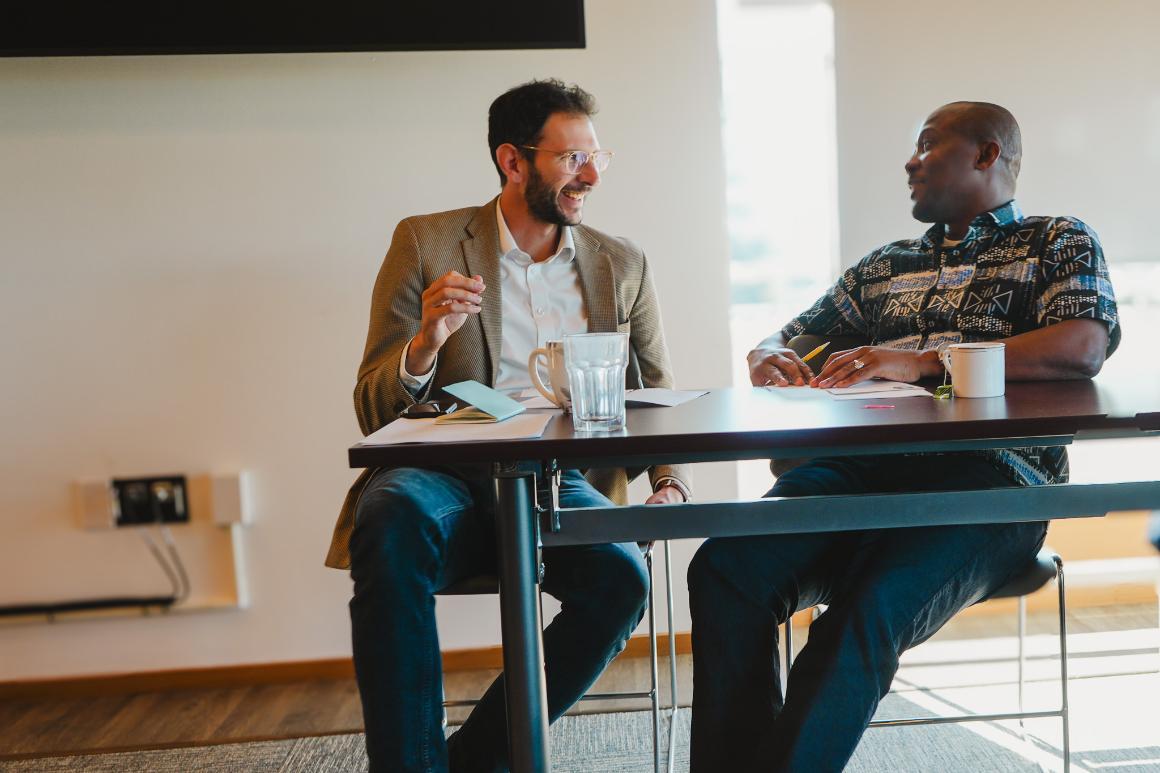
[852,358,866,370]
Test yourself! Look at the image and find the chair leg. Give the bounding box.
[663,540,679,773]
[1017,594,1027,731]
[782,607,823,687]
[783,607,821,676]
[646,545,661,773]
[1055,555,1070,773]
[784,616,794,687]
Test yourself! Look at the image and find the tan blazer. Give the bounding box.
[326,198,690,569]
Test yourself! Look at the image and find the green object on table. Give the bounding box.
[933,359,953,399]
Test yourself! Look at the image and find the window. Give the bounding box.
[718,0,839,493]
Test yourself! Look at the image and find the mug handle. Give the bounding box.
[937,347,953,376]
[527,348,560,406]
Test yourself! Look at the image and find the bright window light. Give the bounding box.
[718,0,840,493]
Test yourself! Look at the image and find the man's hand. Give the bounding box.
[812,346,940,388]
[407,270,485,375]
[747,347,815,387]
[644,485,685,505]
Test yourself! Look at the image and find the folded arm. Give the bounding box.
[1001,319,1109,380]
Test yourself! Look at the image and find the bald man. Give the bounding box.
[687,102,1120,772]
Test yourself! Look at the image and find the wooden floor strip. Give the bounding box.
[0,633,695,702]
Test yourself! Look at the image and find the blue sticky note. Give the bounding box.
[441,380,526,422]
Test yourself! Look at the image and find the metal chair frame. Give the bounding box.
[784,552,1070,771]
[442,540,681,773]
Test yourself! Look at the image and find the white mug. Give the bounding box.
[938,342,1006,398]
[528,340,571,411]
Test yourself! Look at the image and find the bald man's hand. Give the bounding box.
[811,346,941,388]
[747,346,815,386]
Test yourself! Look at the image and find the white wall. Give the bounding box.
[833,0,1160,266]
[0,0,734,680]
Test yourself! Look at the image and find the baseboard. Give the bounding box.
[0,659,357,701]
[0,632,694,701]
[6,581,1154,701]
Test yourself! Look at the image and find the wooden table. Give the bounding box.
[349,380,1160,773]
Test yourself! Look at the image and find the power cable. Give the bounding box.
[139,526,182,599]
[158,524,191,603]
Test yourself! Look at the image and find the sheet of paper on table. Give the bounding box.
[358,413,552,445]
[763,381,931,400]
[826,380,932,401]
[517,390,560,410]
[626,388,709,407]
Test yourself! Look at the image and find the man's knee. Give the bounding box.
[350,469,463,577]
[606,544,651,611]
[569,543,650,626]
[821,584,926,681]
[687,538,741,594]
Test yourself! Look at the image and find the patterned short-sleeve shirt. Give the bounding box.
[780,201,1120,486]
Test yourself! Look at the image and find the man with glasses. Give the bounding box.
[687,101,1119,771]
[326,78,690,772]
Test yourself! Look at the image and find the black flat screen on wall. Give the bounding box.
[1,0,585,57]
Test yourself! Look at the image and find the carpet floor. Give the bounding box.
[7,692,1156,772]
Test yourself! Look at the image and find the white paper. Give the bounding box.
[625,388,709,407]
[762,381,929,400]
[825,380,918,394]
[358,413,552,445]
[826,380,931,400]
[517,394,561,410]
[761,384,831,399]
[828,389,931,401]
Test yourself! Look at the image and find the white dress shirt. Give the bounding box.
[399,200,588,392]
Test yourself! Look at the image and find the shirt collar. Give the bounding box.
[495,200,575,265]
[922,199,1023,246]
[974,199,1022,228]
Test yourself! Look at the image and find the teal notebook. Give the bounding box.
[436,380,526,424]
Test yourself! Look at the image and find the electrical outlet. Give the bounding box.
[112,475,189,526]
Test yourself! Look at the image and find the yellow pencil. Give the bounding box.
[801,341,831,364]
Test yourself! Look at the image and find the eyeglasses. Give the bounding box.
[520,145,614,174]
[399,401,458,419]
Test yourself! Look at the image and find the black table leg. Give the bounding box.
[494,463,550,772]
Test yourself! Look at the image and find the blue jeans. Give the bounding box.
[349,465,649,773]
[687,455,1048,773]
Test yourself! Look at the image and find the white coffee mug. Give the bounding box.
[528,340,571,411]
[938,342,1006,398]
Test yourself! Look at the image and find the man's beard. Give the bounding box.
[911,193,943,224]
[911,199,937,223]
[525,165,582,226]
